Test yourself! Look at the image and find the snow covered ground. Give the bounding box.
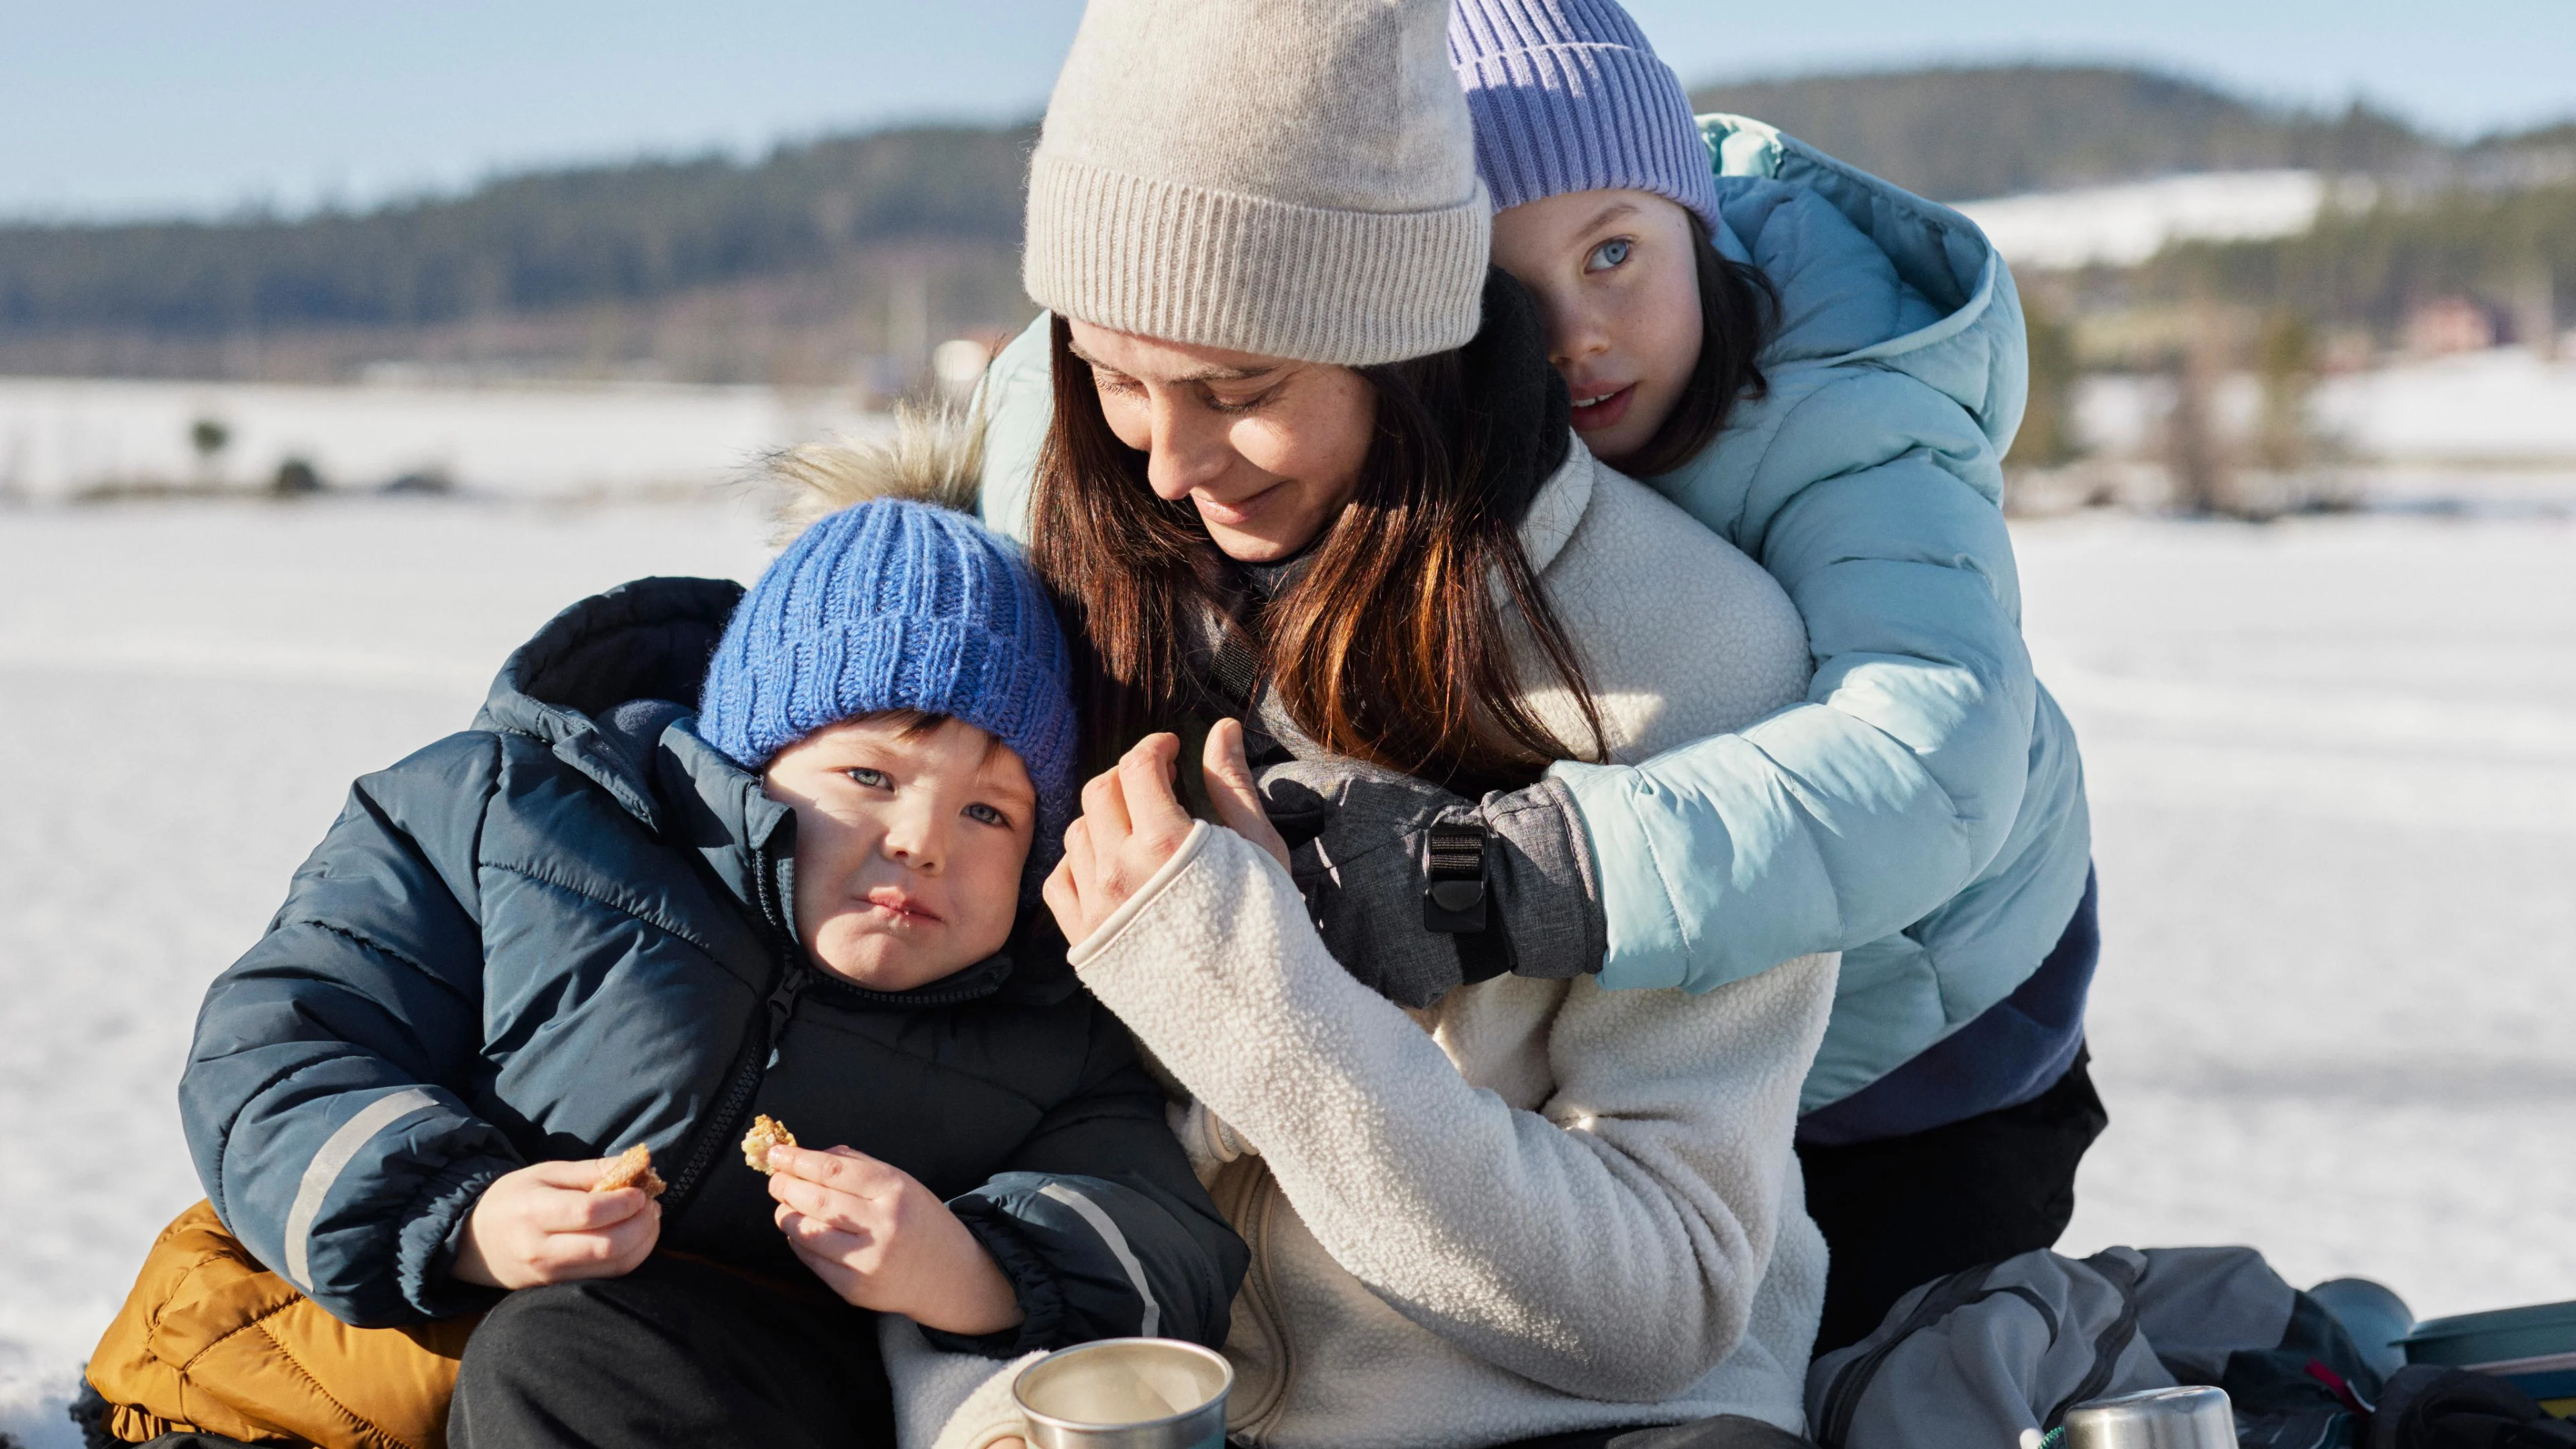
[2027,515,2576,1310]
[2076,349,2576,469]
[1953,170,2335,271]
[3,498,2572,1444]
[0,376,885,503]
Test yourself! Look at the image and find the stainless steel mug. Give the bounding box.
[2061,1385,2239,1449]
[1013,1338,1232,1449]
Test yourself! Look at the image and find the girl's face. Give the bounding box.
[1490,188,1705,472]
[1063,317,1376,562]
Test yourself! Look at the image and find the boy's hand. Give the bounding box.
[769,1143,1023,1337]
[451,1159,660,1289]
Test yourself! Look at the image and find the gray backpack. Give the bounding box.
[1807,1247,2383,1449]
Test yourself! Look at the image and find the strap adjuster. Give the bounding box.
[1423,822,1488,932]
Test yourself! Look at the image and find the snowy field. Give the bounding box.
[1954,169,2334,271]
[2074,349,2576,470]
[2,497,2573,1444]
[0,377,884,503]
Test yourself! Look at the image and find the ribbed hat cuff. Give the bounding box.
[1458,42,1721,233]
[1023,156,1493,367]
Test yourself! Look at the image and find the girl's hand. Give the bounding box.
[451,1159,660,1288]
[769,1144,1023,1337]
[1044,724,1290,945]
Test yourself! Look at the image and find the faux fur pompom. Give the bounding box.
[759,404,985,545]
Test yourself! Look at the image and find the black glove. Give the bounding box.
[1255,755,1606,1010]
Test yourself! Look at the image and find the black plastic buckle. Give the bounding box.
[1423,821,1489,933]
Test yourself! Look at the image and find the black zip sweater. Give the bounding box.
[179,576,1245,1356]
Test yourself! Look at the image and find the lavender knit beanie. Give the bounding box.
[1449,0,1721,233]
[696,498,1079,852]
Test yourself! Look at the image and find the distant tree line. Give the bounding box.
[0,125,1032,337]
[1,64,2566,384]
[2139,181,2575,340]
[1688,64,2438,201]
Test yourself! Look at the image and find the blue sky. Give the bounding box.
[7,0,2572,221]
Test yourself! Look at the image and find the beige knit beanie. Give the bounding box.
[1024,0,1490,367]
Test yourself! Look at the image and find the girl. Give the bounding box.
[1451,0,2100,1350]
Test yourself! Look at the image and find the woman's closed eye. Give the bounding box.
[1201,382,1280,415]
[1585,237,1633,273]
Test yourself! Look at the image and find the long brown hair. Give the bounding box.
[1613,213,1778,478]
[1030,315,1605,796]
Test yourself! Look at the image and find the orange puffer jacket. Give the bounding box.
[88,1201,474,1448]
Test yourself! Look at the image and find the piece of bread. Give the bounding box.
[593,1143,666,1197]
[742,1114,798,1175]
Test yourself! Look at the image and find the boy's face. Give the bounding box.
[1490,188,1705,473]
[762,714,1038,992]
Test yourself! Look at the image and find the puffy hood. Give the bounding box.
[1701,112,2025,455]
[470,576,745,832]
[466,576,806,916]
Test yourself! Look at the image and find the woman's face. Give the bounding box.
[1064,318,1376,562]
[1489,188,1704,472]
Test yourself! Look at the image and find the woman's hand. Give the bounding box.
[769,1143,1024,1337]
[450,1159,661,1288]
[1203,718,1293,870]
[1044,723,1290,947]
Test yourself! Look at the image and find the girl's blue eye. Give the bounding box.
[964,802,1010,828]
[1586,238,1633,272]
[843,767,890,790]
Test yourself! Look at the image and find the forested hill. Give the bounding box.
[1688,66,2428,201]
[1,64,2563,382]
[0,124,1034,339]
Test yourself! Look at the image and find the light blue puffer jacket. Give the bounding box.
[971,114,2090,1113]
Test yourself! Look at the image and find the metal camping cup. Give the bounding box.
[1012,1338,1232,1449]
[2061,1385,2239,1449]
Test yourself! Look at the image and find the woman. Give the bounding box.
[875,1,1835,1446]
[978,0,2102,1356]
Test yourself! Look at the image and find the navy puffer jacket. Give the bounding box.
[180,576,1245,1354]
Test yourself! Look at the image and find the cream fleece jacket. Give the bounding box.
[894,443,1836,1448]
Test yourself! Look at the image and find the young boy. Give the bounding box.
[168,484,1244,1448]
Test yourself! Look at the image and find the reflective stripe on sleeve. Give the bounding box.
[281,1088,439,1293]
[1037,1181,1163,1338]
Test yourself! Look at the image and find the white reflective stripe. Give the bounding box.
[282,1088,439,1292]
[1037,1181,1161,1338]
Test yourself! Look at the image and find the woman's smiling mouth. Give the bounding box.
[1191,478,1285,529]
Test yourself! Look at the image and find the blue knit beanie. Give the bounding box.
[1448,0,1721,233]
[696,499,1080,855]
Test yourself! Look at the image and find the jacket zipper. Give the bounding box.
[1225,1166,1297,1438]
[658,843,1016,1210]
[661,842,806,1210]
[663,957,801,1209]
